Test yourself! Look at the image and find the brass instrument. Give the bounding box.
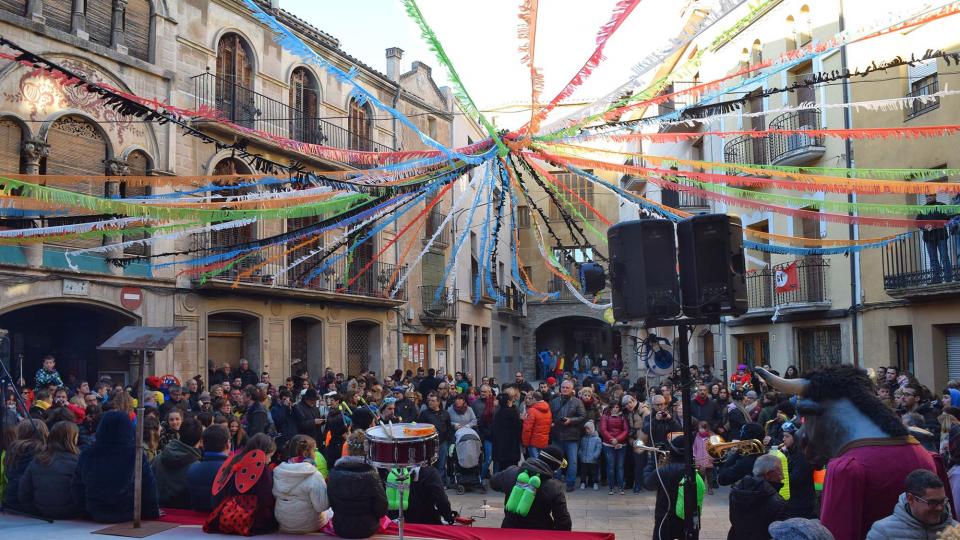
[706,435,766,460]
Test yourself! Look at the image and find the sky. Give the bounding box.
[281,0,686,128]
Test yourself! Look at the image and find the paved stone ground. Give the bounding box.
[448,484,732,540]
[0,488,732,539]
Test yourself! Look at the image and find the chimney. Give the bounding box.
[386,47,404,82]
[269,0,280,10]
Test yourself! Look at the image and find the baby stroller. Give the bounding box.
[448,426,484,494]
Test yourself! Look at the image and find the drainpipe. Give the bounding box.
[392,82,403,372]
[839,0,861,367]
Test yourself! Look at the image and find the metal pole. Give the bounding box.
[133,349,146,528]
[677,324,699,539]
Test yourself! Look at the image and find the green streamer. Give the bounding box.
[0,220,206,244]
[0,176,371,221]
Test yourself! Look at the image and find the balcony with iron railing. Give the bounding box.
[883,231,960,297]
[496,283,525,316]
[723,134,769,171]
[189,233,406,304]
[544,275,611,304]
[191,71,392,155]
[745,257,831,312]
[768,109,825,167]
[423,208,450,248]
[661,180,711,212]
[420,286,458,326]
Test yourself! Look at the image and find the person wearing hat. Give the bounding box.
[293,388,324,443]
[768,518,835,540]
[490,444,572,530]
[642,434,691,539]
[781,420,816,519]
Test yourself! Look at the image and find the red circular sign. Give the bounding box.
[120,287,143,310]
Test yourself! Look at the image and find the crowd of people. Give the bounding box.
[7,352,960,539]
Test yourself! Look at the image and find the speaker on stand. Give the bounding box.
[676,214,748,318]
[607,219,681,322]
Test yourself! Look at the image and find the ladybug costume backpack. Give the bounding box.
[203,449,278,536]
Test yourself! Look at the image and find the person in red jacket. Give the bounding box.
[522,391,552,459]
[600,401,629,495]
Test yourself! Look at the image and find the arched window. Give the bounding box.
[0,0,27,17]
[290,67,321,144]
[215,33,255,125]
[0,117,23,174]
[785,15,797,50]
[43,0,72,33]
[124,0,152,62]
[750,40,763,67]
[44,115,109,249]
[348,99,371,151]
[122,150,153,255]
[208,158,257,277]
[797,6,812,47]
[86,0,114,47]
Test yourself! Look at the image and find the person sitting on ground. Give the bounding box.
[153,416,203,509]
[272,435,330,533]
[728,453,788,540]
[867,469,958,539]
[73,410,159,523]
[2,419,48,512]
[490,444,572,531]
[186,424,230,512]
[204,433,278,535]
[17,421,83,519]
[326,430,389,539]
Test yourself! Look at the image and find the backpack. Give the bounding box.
[675,471,705,519]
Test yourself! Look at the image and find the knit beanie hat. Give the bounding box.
[768,518,835,540]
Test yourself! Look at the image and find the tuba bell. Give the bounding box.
[706,435,766,460]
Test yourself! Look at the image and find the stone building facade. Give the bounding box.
[0,0,463,387]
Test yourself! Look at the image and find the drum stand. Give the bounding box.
[386,467,410,540]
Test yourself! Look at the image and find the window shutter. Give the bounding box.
[124,0,151,62]
[86,0,113,47]
[45,117,108,249]
[908,59,937,84]
[947,327,960,382]
[0,118,22,174]
[43,0,72,33]
[422,252,444,289]
[0,0,26,16]
[122,151,150,255]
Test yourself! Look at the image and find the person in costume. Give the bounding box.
[203,433,278,535]
[490,444,572,530]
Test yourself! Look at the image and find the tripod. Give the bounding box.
[0,331,53,523]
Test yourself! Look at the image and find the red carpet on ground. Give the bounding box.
[155,508,615,539]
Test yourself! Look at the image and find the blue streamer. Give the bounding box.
[474,168,493,304]
[505,166,554,300]
[744,232,914,255]
[436,162,490,303]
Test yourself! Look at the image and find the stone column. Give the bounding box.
[72,0,88,39]
[104,158,129,275]
[21,139,49,268]
[27,0,44,24]
[111,0,128,53]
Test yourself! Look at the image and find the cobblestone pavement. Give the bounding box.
[448,484,732,540]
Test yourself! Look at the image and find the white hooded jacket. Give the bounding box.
[272,461,331,533]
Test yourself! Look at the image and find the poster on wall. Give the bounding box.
[419,344,425,364]
[437,350,447,371]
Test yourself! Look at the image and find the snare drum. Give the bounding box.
[365,422,439,468]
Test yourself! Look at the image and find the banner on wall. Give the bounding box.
[775,263,800,293]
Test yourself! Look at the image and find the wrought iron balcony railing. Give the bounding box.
[883,231,959,292]
[420,286,458,322]
[768,110,825,166]
[423,208,450,247]
[191,71,391,153]
[745,257,830,310]
[496,284,525,315]
[723,134,769,167]
[906,77,940,119]
[190,233,406,300]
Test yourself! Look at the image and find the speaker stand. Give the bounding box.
[641,316,720,540]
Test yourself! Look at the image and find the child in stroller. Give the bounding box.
[447,426,485,494]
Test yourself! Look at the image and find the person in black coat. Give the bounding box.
[152,417,202,508]
[780,424,815,519]
[393,465,455,525]
[327,431,388,539]
[236,359,259,388]
[292,388,323,442]
[2,418,48,512]
[270,388,298,450]
[690,384,721,431]
[490,390,523,472]
[717,423,764,487]
[490,445,572,531]
[18,421,80,519]
[643,435,688,540]
[72,410,160,523]
[241,385,271,437]
[323,398,348,467]
[186,424,230,512]
[728,454,787,540]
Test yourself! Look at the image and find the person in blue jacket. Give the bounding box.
[72,410,160,522]
[186,424,231,512]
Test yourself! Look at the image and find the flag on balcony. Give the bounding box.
[775,262,799,293]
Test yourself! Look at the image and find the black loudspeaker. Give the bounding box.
[579,262,606,296]
[608,219,680,321]
[677,214,747,317]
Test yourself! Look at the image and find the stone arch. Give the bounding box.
[211,28,260,80]
[533,314,619,375]
[346,318,383,377]
[290,314,324,380]
[39,111,114,159]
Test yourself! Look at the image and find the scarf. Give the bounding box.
[453,402,469,415]
[481,395,495,425]
[694,394,708,406]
